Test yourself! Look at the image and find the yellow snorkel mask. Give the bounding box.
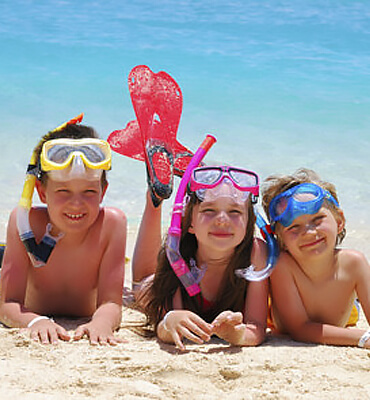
[16,113,112,268]
[40,138,111,181]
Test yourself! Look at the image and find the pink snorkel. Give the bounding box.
[166,134,216,296]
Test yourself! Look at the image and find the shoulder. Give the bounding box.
[338,248,369,277]
[98,207,127,241]
[100,207,127,226]
[270,250,297,281]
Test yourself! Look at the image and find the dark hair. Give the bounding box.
[141,192,256,330]
[33,123,108,188]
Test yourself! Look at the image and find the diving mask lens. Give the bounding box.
[190,166,259,203]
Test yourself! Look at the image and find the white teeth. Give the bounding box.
[66,213,84,219]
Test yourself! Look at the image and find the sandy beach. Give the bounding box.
[0,229,369,400]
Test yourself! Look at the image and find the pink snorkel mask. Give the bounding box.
[190,166,259,204]
[166,139,279,297]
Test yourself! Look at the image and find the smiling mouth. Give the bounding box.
[210,232,233,238]
[300,237,325,248]
[65,213,85,221]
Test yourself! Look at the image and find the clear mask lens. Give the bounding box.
[196,178,250,204]
[48,155,103,181]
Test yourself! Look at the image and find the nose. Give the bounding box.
[303,222,317,234]
[69,193,84,207]
[215,210,229,225]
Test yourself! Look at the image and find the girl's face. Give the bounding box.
[278,206,344,260]
[188,195,249,261]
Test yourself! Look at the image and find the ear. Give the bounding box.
[188,223,195,234]
[35,180,47,204]
[335,209,346,234]
[100,183,109,202]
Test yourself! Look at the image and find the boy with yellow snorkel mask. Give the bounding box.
[0,115,127,345]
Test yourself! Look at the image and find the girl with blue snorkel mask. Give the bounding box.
[262,168,370,349]
[133,137,273,350]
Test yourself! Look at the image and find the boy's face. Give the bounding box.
[37,177,106,234]
[277,206,344,259]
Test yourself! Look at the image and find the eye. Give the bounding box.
[84,189,99,196]
[229,208,243,215]
[313,215,325,224]
[201,208,216,214]
[287,224,300,233]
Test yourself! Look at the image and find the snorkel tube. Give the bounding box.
[16,113,83,267]
[235,206,279,281]
[166,134,216,296]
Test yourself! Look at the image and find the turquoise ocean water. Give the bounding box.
[0,1,369,257]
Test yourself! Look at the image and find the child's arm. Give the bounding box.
[271,251,370,347]
[211,238,269,346]
[156,289,213,350]
[0,208,70,344]
[211,279,268,346]
[73,208,127,345]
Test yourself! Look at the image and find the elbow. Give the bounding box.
[241,323,266,346]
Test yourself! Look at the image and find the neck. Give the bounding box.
[294,249,338,283]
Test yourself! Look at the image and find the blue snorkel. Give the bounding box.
[235,206,279,281]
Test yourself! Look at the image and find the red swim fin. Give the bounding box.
[108,65,190,205]
[108,119,193,177]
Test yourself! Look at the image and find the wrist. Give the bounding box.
[162,310,175,332]
[27,316,54,328]
[358,328,370,348]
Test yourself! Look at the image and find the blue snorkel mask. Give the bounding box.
[269,183,339,228]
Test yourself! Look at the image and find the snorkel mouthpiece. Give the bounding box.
[166,134,216,296]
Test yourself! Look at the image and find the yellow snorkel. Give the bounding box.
[16,113,84,267]
[18,151,38,210]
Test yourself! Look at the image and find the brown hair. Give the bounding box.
[261,168,346,246]
[141,191,256,330]
[33,123,108,188]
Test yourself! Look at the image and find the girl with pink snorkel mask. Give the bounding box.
[132,136,277,350]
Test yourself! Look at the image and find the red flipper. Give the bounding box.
[108,119,193,177]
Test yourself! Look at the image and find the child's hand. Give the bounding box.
[73,320,124,346]
[160,310,212,351]
[211,311,247,345]
[27,319,71,345]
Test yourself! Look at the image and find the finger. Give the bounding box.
[98,335,108,346]
[30,329,40,342]
[172,330,186,351]
[107,336,119,346]
[56,326,71,342]
[189,316,213,335]
[112,336,127,344]
[212,315,230,327]
[178,325,206,345]
[39,329,51,345]
[48,328,60,345]
[73,326,87,341]
[88,332,99,346]
[184,320,211,342]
